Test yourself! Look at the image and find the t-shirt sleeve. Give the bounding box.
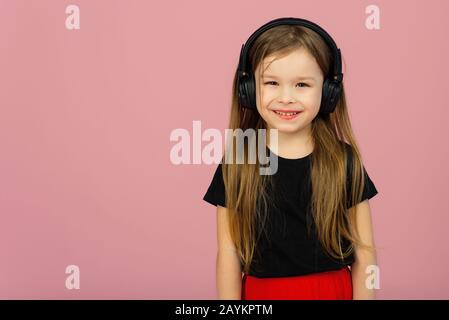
[361,166,378,201]
[346,165,378,208]
[203,163,227,208]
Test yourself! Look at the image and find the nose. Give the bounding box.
[277,87,296,104]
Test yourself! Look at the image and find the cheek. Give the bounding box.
[312,90,323,107]
[257,88,276,108]
[255,86,271,111]
[303,89,323,109]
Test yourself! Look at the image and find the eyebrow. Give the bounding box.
[262,74,316,81]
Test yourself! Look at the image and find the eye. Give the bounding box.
[263,81,310,87]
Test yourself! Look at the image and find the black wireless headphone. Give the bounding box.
[237,17,343,115]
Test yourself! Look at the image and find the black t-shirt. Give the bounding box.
[203,143,379,278]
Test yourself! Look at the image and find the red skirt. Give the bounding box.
[241,266,353,300]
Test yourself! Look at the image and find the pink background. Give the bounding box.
[0,0,448,299]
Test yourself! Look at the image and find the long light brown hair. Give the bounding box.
[223,24,376,274]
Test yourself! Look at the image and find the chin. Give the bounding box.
[273,125,304,134]
[263,115,305,132]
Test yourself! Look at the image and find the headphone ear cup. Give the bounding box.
[238,75,251,109]
[246,72,257,109]
[238,72,257,109]
[320,79,342,114]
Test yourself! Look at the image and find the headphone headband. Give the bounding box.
[238,17,343,83]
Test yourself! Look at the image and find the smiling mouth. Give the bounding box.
[271,110,302,120]
[273,110,301,116]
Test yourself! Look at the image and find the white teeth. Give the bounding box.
[275,111,299,116]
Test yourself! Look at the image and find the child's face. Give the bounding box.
[254,47,324,135]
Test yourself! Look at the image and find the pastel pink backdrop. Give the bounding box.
[0,0,448,299]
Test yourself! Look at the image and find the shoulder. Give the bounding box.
[203,161,226,208]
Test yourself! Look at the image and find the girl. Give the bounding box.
[203,17,379,300]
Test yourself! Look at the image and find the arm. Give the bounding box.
[216,205,243,299]
[351,199,378,300]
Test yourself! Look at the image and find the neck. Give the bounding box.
[266,124,314,159]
